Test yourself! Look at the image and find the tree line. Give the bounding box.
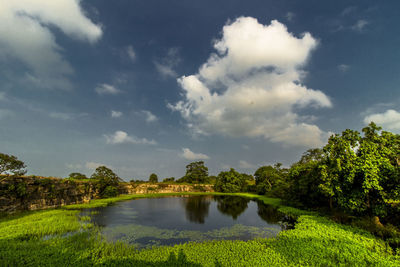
[1,122,399,222]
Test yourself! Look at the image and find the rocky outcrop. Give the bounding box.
[119,183,214,194]
[0,176,214,213]
[0,176,97,212]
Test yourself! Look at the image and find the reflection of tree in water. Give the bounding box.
[183,196,211,224]
[256,201,281,224]
[215,196,249,220]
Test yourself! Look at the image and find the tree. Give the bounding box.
[214,168,246,193]
[254,163,287,195]
[149,173,158,183]
[162,177,175,183]
[0,153,27,176]
[91,166,121,197]
[320,123,400,217]
[68,172,87,180]
[179,161,209,184]
[287,148,327,207]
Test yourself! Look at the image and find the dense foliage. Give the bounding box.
[0,153,26,176]
[149,173,158,183]
[214,168,246,193]
[259,123,400,223]
[90,166,121,197]
[178,161,209,183]
[254,163,288,196]
[68,172,88,180]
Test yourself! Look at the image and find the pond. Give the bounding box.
[84,195,288,248]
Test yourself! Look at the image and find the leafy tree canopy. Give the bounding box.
[149,173,158,183]
[179,161,209,184]
[90,166,121,197]
[214,168,246,193]
[320,122,400,216]
[254,163,288,195]
[0,153,27,176]
[68,172,87,180]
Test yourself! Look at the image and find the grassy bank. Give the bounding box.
[1,193,399,266]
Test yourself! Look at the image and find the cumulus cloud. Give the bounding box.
[0,0,102,90]
[364,109,400,132]
[95,84,121,95]
[111,110,123,118]
[104,130,157,145]
[154,47,181,78]
[181,148,209,160]
[170,17,331,147]
[239,160,256,169]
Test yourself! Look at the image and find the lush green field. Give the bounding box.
[1,193,399,266]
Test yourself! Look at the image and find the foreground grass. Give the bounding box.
[0,193,399,266]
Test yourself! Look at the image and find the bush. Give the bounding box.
[101,186,118,198]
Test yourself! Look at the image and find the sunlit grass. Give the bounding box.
[0,193,399,266]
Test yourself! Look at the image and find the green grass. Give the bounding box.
[0,193,399,266]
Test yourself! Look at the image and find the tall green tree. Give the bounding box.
[214,168,246,193]
[149,173,158,183]
[320,122,400,216]
[254,163,288,195]
[288,148,327,207]
[0,153,26,176]
[91,166,121,197]
[180,161,209,184]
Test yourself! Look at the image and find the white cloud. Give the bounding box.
[154,47,181,78]
[0,92,6,101]
[170,17,331,147]
[364,109,400,132]
[126,45,136,61]
[351,19,368,32]
[285,12,295,22]
[142,110,158,123]
[95,84,121,95]
[181,148,209,160]
[338,64,350,72]
[111,110,123,118]
[104,130,157,145]
[239,160,256,169]
[0,0,102,90]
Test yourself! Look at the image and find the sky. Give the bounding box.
[1,0,400,180]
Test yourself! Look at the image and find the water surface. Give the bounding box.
[85,195,285,248]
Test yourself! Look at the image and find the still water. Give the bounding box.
[85,195,286,248]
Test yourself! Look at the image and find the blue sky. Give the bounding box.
[1,0,400,180]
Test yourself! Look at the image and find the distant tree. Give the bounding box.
[0,153,27,176]
[179,161,209,184]
[254,163,287,195]
[90,166,121,197]
[149,173,158,183]
[68,172,87,180]
[162,177,175,183]
[214,168,246,193]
